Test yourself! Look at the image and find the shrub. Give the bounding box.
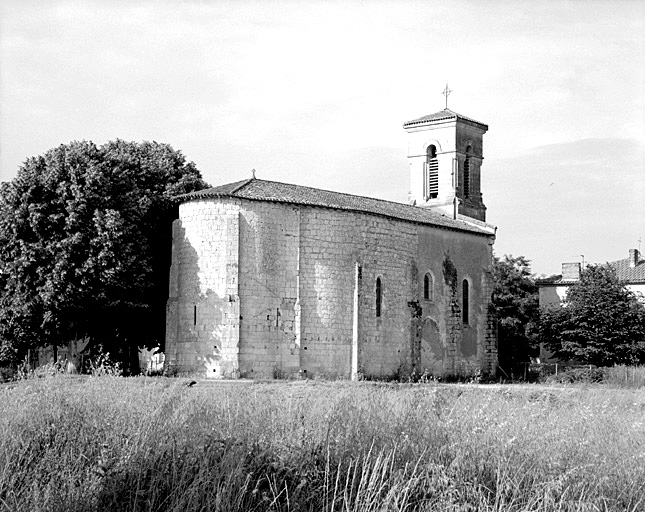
[0,366,15,382]
[85,352,122,377]
[545,367,604,384]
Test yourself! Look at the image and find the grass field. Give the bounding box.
[1,376,644,511]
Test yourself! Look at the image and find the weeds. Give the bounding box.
[545,365,645,387]
[84,352,122,377]
[1,378,644,511]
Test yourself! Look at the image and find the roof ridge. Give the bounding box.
[178,177,495,236]
[244,178,430,210]
[230,178,254,194]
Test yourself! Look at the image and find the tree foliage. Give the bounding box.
[537,264,645,366]
[491,255,539,376]
[0,140,208,366]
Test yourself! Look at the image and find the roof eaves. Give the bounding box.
[403,116,454,128]
[403,109,488,130]
[232,194,492,237]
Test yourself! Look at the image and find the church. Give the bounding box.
[164,106,498,379]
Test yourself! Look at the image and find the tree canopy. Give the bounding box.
[0,140,208,367]
[537,264,645,366]
[491,254,540,376]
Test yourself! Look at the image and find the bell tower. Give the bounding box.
[403,93,488,222]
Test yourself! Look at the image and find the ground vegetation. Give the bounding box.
[1,377,644,511]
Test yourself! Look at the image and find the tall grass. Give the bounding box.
[602,365,645,388]
[1,377,644,511]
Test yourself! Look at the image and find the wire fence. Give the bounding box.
[497,362,596,381]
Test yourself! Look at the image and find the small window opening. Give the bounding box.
[193,305,197,326]
[462,280,469,325]
[376,277,382,317]
[423,273,433,301]
[425,145,439,200]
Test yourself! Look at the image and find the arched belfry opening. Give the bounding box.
[404,106,489,222]
[425,145,439,200]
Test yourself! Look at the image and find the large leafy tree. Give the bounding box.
[491,255,540,377]
[0,140,208,368]
[537,264,645,366]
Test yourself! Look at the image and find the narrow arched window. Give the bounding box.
[463,145,472,198]
[425,145,439,200]
[423,273,433,301]
[376,277,382,317]
[462,279,469,325]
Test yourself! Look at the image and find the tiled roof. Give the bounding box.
[610,257,645,283]
[536,275,578,285]
[403,109,488,130]
[176,178,494,236]
[536,258,645,285]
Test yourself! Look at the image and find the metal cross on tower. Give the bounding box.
[442,83,452,109]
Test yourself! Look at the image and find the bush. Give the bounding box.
[0,366,15,383]
[541,365,645,387]
[545,367,604,384]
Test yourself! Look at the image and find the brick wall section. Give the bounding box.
[165,198,497,379]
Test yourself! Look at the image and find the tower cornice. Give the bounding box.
[403,108,488,131]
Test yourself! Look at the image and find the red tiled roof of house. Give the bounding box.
[403,108,488,130]
[176,178,494,236]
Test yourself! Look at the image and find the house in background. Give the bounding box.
[537,249,645,308]
[536,248,645,362]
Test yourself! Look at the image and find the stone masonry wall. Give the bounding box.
[165,199,241,378]
[298,209,418,379]
[237,202,301,378]
[415,227,494,377]
[165,197,497,378]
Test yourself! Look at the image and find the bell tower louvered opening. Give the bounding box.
[425,144,439,200]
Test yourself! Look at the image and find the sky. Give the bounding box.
[1,0,643,276]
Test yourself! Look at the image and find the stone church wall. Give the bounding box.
[298,209,418,379]
[236,201,302,378]
[165,199,241,377]
[165,197,496,379]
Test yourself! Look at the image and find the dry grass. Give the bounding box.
[602,365,645,388]
[1,377,644,511]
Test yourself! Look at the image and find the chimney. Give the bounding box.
[562,262,581,281]
[629,249,640,268]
